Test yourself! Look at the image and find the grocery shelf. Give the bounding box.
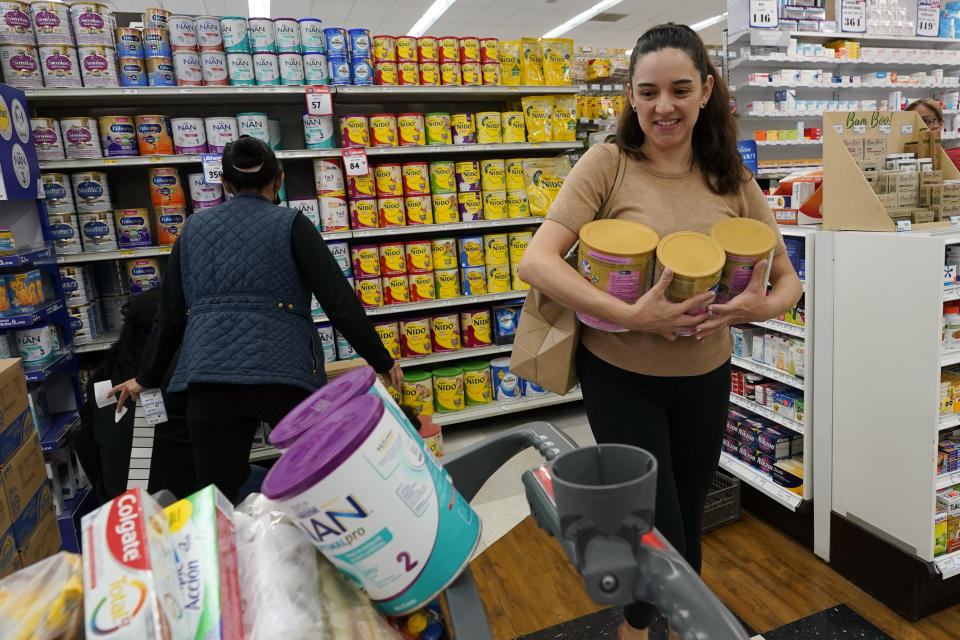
[399,343,513,367]
[731,355,805,390]
[0,300,65,329]
[737,81,949,90]
[937,471,960,490]
[74,331,121,354]
[56,246,172,265]
[433,389,583,426]
[941,347,960,367]
[718,452,803,511]
[729,393,805,435]
[751,319,806,338]
[0,247,53,268]
[321,231,352,241]
[364,290,528,317]
[250,446,282,463]
[23,85,312,106]
[756,139,823,146]
[336,84,584,102]
[40,410,81,453]
[758,166,822,177]
[24,351,74,383]
[934,548,960,579]
[363,141,579,158]
[39,154,204,170]
[939,413,960,430]
[350,217,544,239]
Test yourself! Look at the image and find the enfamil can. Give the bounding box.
[155,206,186,245]
[135,115,174,155]
[114,208,152,248]
[149,167,186,206]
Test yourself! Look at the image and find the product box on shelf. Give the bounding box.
[766,171,823,226]
[937,488,960,554]
[1,434,46,539]
[17,509,61,568]
[772,455,804,496]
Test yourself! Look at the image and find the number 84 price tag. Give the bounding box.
[343,148,369,176]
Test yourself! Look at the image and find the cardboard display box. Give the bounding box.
[2,435,47,539]
[17,510,60,569]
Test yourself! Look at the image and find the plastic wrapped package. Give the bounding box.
[0,552,83,640]
[319,558,404,640]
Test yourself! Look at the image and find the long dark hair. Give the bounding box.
[610,23,747,195]
[94,289,160,378]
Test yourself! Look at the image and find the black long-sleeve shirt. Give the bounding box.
[137,212,394,387]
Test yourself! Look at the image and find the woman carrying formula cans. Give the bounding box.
[517,24,802,640]
[110,136,401,502]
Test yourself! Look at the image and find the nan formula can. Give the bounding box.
[200,50,228,85]
[278,51,303,84]
[226,52,254,85]
[204,116,237,152]
[195,16,223,52]
[303,114,335,149]
[221,16,249,53]
[273,18,300,52]
[167,15,198,53]
[187,172,223,208]
[247,17,276,53]
[299,18,325,53]
[173,50,203,86]
[302,51,327,84]
[171,118,207,154]
[252,51,279,84]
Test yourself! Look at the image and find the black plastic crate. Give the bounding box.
[702,469,741,533]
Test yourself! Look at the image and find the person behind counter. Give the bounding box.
[905,98,960,169]
[110,136,403,502]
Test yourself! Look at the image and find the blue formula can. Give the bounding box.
[299,18,325,53]
[490,356,521,400]
[324,27,348,55]
[221,16,249,53]
[117,57,147,86]
[145,57,175,86]
[262,391,481,616]
[327,55,351,85]
[302,52,328,84]
[461,265,486,295]
[348,28,371,55]
[114,28,142,58]
[317,323,336,363]
[142,27,171,58]
[351,56,373,85]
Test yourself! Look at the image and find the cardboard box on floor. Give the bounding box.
[823,110,960,231]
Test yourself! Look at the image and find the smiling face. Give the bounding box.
[627,47,713,156]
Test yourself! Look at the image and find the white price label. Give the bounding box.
[179,87,193,94]
[342,148,369,176]
[202,153,222,184]
[878,124,892,135]
[896,219,912,232]
[901,124,914,135]
[841,0,867,32]
[750,0,779,28]
[951,471,960,484]
[853,124,866,135]
[122,88,138,95]
[834,124,844,134]
[917,0,940,36]
[306,86,333,116]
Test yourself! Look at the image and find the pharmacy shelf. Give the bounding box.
[745,110,960,119]
[321,231,352,241]
[751,319,806,338]
[942,347,960,367]
[756,139,822,146]
[719,452,803,511]
[729,55,960,70]
[757,166,822,177]
[729,393,805,435]
[56,246,172,265]
[350,217,543,239]
[735,81,952,90]
[731,355,805,390]
[937,471,960,490]
[364,290,527,317]
[728,28,960,46]
[0,247,53,268]
[944,284,960,302]
[24,351,74,383]
[398,343,513,368]
[433,389,583,426]
[934,548,960,579]
[0,299,65,329]
[74,331,120,354]
[939,413,960,431]
[40,411,81,453]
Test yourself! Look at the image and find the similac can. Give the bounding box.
[319,196,348,230]
[114,208,152,249]
[374,163,403,197]
[126,257,162,294]
[450,113,476,145]
[403,369,433,414]
[434,269,460,299]
[398,60,419,85]
[480,37,498,62]
[339,113,369,148]
[458,235,485,267]
[440,62,460,85]
[431,238,458,270]
[409,272,435,301]
[273,18,300,52]
[483,233,508,265]
[405,195,433,225]
[336,329,357,360]
[378,197,406,228]
[398,113,424,146]
[171,117,207,154]
[476,111,502,144]
[299,18,325,53]
[146,56,175,86]
[0,2,31,44]
[461,62,480,86]
[204,116,237,152]
[71,171,111,212]
[709,218,776,305]
[481,62,500,85]
[425,112,451,145]
[148,167,186,206]
[78,211,117,251]
[505,158,525,190]
[226,52,254,84]
[501,111,526,142]
[369,113,398,147]
[173,50,202,85]
[455,160,481,192]
[37,44,81,88]
[144,7,171,29]
[433,366,464,412]
[348,28,371,55]
[508,231,531,263]
[352,56,373,85]
[485,264,511,293]
[289,198,320,227]
[396,36,417,62]
[355,277,383,308]
[42,173,74,213]
[461,308,492,347]
[135,115,174,155]
[431,313,460,352]
[118,57,147,87]
[313,158,345,196]
[350,198,379,229]
[401,317,432,357]
[379,242,406,275]
[463,361,492,405]
[69,2,111,46]
[97,115,137,157]
[0,44,41,88]
[247,17,276,52]
[221,17,249,53]
[236,111,269,142]
[317,324,336,362]
[31,117,63,160]
[48,212,81,253]
[346,169,375,199]
[382,274,408,305]
[142,27,171,58]
[31,2,72,46]
[432,193,459,223]
[375,61,397,85]
[60,265,92,304]
[458,191,482,221]
[187,173,222,208]
[428,160,456,194]
[373,35,396,61]
[253,51,279,84]
[167,15,198,53]
[491,357,521,400]
[155,206,186,245]
[200,50,229,85]
[278,51,304,84]
[323,27,348,55]
[506,190,530,218]
[656,231,725,335]
[480,159,506,191]
[405,240,432,274]
[482,190,507,220]
[402,161,429,195]
[195,16,223,51]
[302,51,328,84]
[303,114,335,148]
[439,36,459,62]
[351,244,381,278]
[374,320,401,360]
[327,54,350,84]
[510,262,528,290]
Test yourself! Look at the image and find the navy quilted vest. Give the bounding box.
[168,192,324,393]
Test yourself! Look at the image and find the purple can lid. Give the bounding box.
[263,393,384,499]
[268,365,375,448]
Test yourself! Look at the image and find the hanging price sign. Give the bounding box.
[917,0,940,36]
[306,86,333,116]
[841,0,867,32]
[749,0,779,28]
[342,148,369,176]
[202,153,223,184]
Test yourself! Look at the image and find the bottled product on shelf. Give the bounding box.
[731,325,806,378]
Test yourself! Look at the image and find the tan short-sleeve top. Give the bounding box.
[547,142,787,377]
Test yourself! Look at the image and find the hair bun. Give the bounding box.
[228,135,269,170]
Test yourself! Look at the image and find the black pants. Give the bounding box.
[576,346,731,630]
[186,383,312,503]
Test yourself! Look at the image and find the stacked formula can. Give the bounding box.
[219,16,329,86]
[324,26,371,85]
[372,35,498,86]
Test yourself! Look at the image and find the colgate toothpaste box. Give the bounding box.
[82,487,188,639]
[164,485,243,640]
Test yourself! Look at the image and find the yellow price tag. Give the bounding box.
[104,159,119,165]
[120,250,134,257]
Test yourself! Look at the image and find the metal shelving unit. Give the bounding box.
[719,452,803,510]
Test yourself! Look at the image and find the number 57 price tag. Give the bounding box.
[202,153,222,184]
[342,148,369,176]
[306,86,333,116]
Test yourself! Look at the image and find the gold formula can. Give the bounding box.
[401,317,432,357]
[480,159,506,191]
[459,37,480,63]
[373,35,397,62]
[339,114,369,148]
[402,161,429,195]
[405,195,433,225]
[439,36,459,62]
[355,277,384,308]
[431,237,458,270]
[483,233,509,266]
[374,320,401,359]
[505,158,525,190]
[440,61,460,85]
[460,62,480,86]
[419,61,439,86]
[501,111,526,142]
[429,160,457,193]
[476,111,502,144]
[398,60,420,85]
[417,36,438,62]
[377,197,406,227]
[482,190,507,220]
[510,262,529,290]
[397,112,424,146]
[481,62,500,85]
[369,113,398,147]
[396,36,418,62]
[431,193,459,223]
[374,61,397,85]
[480,38,499,63]
[409,272,436,301]
[403,369,434,415]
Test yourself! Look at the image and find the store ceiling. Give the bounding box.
[114,0,727,50]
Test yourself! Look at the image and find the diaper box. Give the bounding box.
[772,456,804,495]
[17,509,61,569]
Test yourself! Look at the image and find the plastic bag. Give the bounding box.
[523,156,572,216]
[542,38,573,85]
[551,95,577,141]
[319,558,403,640]
[521,38,545,85]
[0,552,83,640]
[499,41,522,85]
[521,96,554,143]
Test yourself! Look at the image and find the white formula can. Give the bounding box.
[313,158,345,196]
[200,49,227,85]
[319,196,349,231]
[31,117,64,160]
[173,50,202,86]
[220,16,248,53]
[273,18,299,52]
[60,117,101,159]
[15,322,60,367]
[0,1,35,45]
[252,51,278,84]
[247,17,275,52]
[288,197,320,226]
[317,323,335,362]
[170,117,207,154]
[30,1,73,46]
[67,303,97,344]
[0,44,42,88]
[48,212,82,253]
[187,172,223,209]
[302,51,327,84]
[167,15,197,53]
[77,44,117,87]
[278,51,303,84]
[303,114,334,149]
[236,111,269,142]
[60,265,93,303]
[71,171,111,212]
[78,211,118,251]
[42,173,74,213]
[204,116,237,153]
[70,2,113,46]
[299,18,325,53]
[194,16,222,51]
[226,51,253,85]
[38,44,82,88]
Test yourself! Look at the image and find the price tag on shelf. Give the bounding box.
[342,148,369,176]
[104,158,119,165]
[202,153,222,184]
[120,250,134,257]
[179,87,193,94]
[306,86,333,116]
[749,0,778,27]
[841,0,867,32]
[917,0,940,36]
[122,88,138,95]
[896,219,912,232]
[901,124,914,135]
[852,124,866,135]
[878,124,891,135]
[148,156,163,162]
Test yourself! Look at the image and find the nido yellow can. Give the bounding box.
[339,114,369,147]
[508,231,531,264]
[482,190,507,220]
[398,61,419,85]
[409,272,436,301]
[400,316,432,357]
[656,231,726,336]
[431,312,460,352]
[431,238,458,269]
[480,159,506,191]
[481,62,500,86]
[397,113,425,146]
[432,193,459,223]
[462,361,493,406]
[433,367,465,413]
[506,191,530,218]
[510,262,529,290]
[355,277,383,307]
[374,321,401,359]
[505,158,525,191]
[369,113,398,147]
[501,112,526,143]
[476,111,502,144]
[485,264,511,292]
[425,112,451,145]
[405,195,434,225]
[402,369,434,415]
[435,268,461,299]
[374,163,403,197]
[483,233,508,265]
